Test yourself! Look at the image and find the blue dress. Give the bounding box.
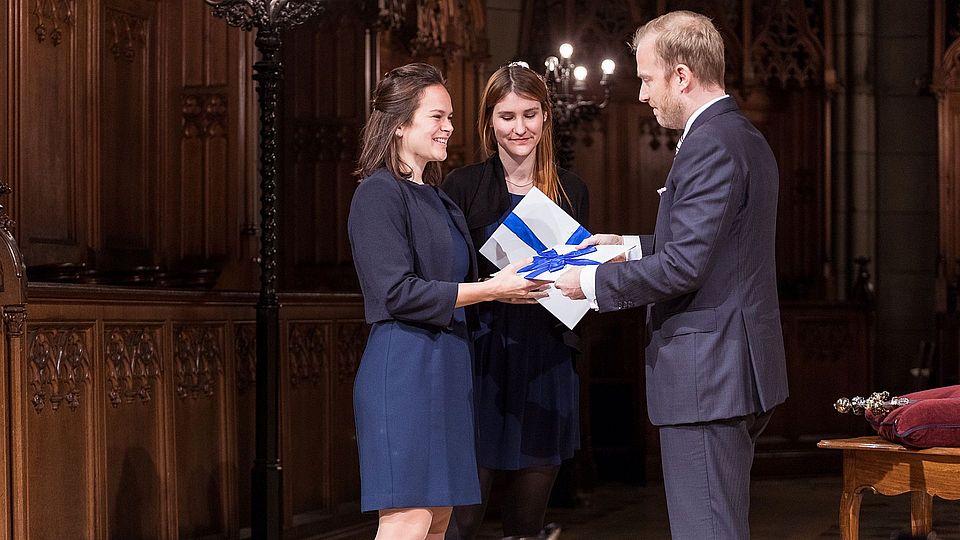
[475,194,580,470]
[352,183,478,511]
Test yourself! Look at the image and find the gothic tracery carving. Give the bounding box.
[182,94,228,139]
[408,0,486,60]
[28,327,92,412]
[32,0,74,46]
[336,322,367,384]
[289,323,328,387]
[106,9,148,62]
[235,324,256,393]
[174,325,223,399]
[377,0,407,30]
[751,0,824,88]
[4,307,26,337]
[0,182,17,234]
[105,327,162,407]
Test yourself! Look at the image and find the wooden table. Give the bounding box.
[818,436,960,539]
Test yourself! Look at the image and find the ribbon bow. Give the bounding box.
[519,246,600,278]
[501,210,596,279]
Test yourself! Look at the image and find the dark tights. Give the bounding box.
[445,465,560,540]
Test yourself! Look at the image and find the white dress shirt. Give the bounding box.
[577,95,730,309]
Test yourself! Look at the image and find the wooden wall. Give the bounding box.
[2,0,258,287]
[12,285,371,539]
[936,3,960,288]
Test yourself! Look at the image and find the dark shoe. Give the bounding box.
[539,523,561,540]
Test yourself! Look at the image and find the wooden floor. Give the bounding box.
[474,476,960,539]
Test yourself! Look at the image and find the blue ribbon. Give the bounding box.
[501,212,598,278]
[503,213,548,252]
[519,246,600,278]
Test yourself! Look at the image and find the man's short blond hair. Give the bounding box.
[632,10,725,88]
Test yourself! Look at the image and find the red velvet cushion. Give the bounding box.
[865,385,960,448]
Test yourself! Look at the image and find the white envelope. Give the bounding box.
[479,187,630,329]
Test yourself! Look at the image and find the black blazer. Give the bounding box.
[348,168,478,328]
[442,154,589,277]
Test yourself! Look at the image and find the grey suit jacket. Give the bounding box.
[595,98,788,426]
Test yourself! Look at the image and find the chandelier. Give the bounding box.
[543,42,615,169]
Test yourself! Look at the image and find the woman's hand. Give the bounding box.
[487,259,550,304]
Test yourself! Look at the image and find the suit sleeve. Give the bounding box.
[348,177,458,326]
[595,137,743,311]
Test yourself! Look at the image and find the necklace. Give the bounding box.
[505,176,534,188]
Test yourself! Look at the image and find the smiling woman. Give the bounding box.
[395,84,454,182]
[348,62,542,540]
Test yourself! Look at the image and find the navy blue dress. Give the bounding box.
[351,180,479,511]
[474,194,580,469]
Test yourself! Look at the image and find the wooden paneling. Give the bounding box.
[279,11,366,291]
[104,325,165,539]
[935,0,960,286]
[18,0,93,266]
[24,324,98,538]
[10,287,371,538]
[5,1,256,285]
[101,0,159,267]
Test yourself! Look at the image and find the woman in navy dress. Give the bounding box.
[442,63,589,539]
[348,63,544,540]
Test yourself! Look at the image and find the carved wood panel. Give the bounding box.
[774,304,871,441]
[104,324,165,539]
[285,321,331,520]
[100,0,160,269]
[24,323,97,539]
[105,325,162,407]
[172,322,227,538]
[18,0,91,266]
[280,12,366,291]
[174,324,223,400]
[233,322,255,530]
[329,320,367,506]
[159,0,257,288]
[27,326,92,412]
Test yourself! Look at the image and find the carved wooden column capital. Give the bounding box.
[3,306,26,337]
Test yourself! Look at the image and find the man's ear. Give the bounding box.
[676,63,691,91]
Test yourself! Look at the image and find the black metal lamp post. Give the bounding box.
[542,43,615,169]
[204,1,325,538]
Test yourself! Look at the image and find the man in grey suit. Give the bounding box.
[555,10,788,539]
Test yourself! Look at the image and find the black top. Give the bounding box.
[442,153,590,277]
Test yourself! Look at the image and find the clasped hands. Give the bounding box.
[554,234,625,300]
[491,234,625,304]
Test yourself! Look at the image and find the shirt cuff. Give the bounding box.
[623,235,643,260]
[580,265,600,310]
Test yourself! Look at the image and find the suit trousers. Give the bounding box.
[658,409,774,539]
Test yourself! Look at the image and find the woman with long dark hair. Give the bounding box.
[348,62,544,539]
[442,63,588,539]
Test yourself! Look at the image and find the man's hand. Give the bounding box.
[555,267,586,300]
[577,233,628,263]
[575,233,623,249]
